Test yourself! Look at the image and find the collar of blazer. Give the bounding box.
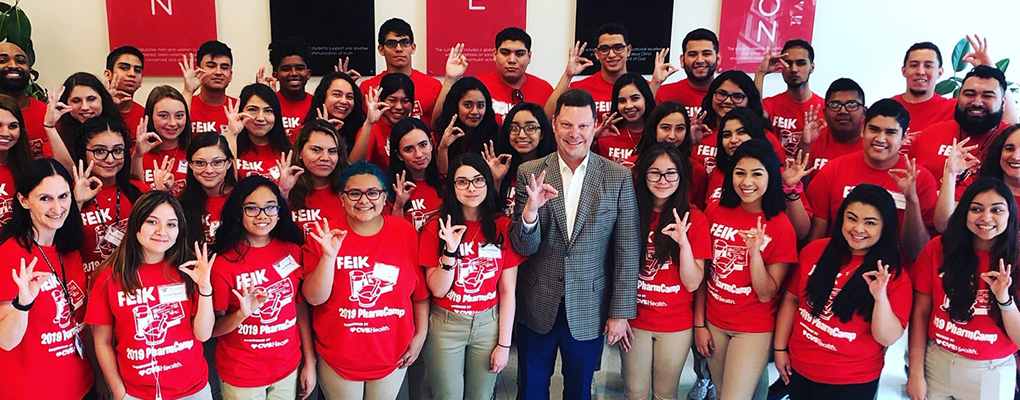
[540,152,608,247]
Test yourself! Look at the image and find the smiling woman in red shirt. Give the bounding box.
[130,85,193,196]
[302,71,366,151]
[388,118,444,232]
[286,120,349,240]
[179,133,238,248]
[493,102,556,217]
[597,73,655,165]
[224,83,293,183]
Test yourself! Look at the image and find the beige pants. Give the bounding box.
[424,305,500,400]
[317,355,407,400]
[219,368,298,400]
[705,322,772,400]
[620,327,693,400]
[925,341,1016,400]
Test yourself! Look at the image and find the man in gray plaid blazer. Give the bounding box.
[510,88,640,400]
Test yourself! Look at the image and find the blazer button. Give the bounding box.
[558,277,564,282]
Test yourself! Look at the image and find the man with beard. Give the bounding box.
[545,23,637,122]
[0,42,48,158]
[798,78,867,177]
[185,40,236,135]
[655,28,718,119]
[909,65,1011,183]
[268,37,312,139]
[754,39,825,158]
[359,18,441,126]
[104,46,145,139]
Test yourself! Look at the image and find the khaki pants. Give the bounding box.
[924,341,1015,400]
[220,368,298,400]
[317,355,406,400]
[704,322,771,400]
[423,305,500,400]
[620,327,693,400]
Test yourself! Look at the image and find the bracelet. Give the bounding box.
[198,289,213,297]
[496,343,511,349]
[693,325,707,329]
[442,248,459,258]
[42,124,56,129]
[999,296,1017,311]
[440,262,455,271]
[785,192,801,201]
[774,348,789,352]
[11,295,33,311]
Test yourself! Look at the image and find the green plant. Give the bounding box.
[0,0,43,101]
[935,37,1018,98]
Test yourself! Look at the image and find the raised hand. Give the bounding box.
[11,257,48,304]
[43,85,72,127]
[438,215,467,254]
[223,98,251,137]
[651,47,678,87]
[523,170,559,213]
[962,34,992,67]
[392,171,417,208]
[445,43,468,80]
[594,112,622,139]
[800,105,826,145]
[482,140,511,183]
[104,74,132,107]
[690,110,711,145]
[276,151,305,195]
[782,150,814,187]
[863,260,892,299]
[72,159,102,205]
[564,41,594,79]
[981,259,1014,305]
[316,104,345,130]
[231,281,267,318]
[942,137,980,178]
[309,220,347,258]
[255,67,278,91]
[661,209,691,247]
[440,115,466,150]
[152,156,176,192]
[179,242,216,291]
[179,53,205,94]
[756,46,790,75]
[739,216,768,252]
[334,57,361,81]
[888,157,920,203]
[134,116,162,154]
[364,87,391,126]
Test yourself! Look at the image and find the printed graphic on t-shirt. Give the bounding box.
[453,241,498,296]
[773,115,801,156]
[45,276,85,329]
[236,265,297,325]
[342,262,399,308]
[939,289,991,321]
[236,159,282,180]
[121,287,187,347]
[95,219,129,260]
[0,182,12,225]
[408,199,438,231]
[640,232,669,281]
[695,144,717,173]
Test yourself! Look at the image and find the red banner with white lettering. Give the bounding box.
[426,0,526,76]
[106,0,218,76]
[718,0,816,72]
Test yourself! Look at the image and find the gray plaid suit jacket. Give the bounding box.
[509,152,640,341]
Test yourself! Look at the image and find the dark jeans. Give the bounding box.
[516,304,603,400]
[786,369,879,400]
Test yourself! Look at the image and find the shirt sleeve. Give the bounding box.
[888,270,914,327]
[806,166,833,223]
[915,168,939,227]
[210,260,232,313]
[418,219,441,269]
[762,215,800,264]
[689,210,713,260]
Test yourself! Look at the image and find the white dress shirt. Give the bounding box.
[522,152,591,240]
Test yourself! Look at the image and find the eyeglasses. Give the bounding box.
[825,100,863,112]
[714,89,747,103]
[344,188,384,201]
[243,205,280,217]
[383,38,413,49]
[595,44,627,55]
[189,158,231,170]
[86,147,126,161]
[509,125,542,135]
[511,89,524,105]
[646,171,680,183]
[454,176,487,190]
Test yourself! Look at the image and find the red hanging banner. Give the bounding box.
[106,0,218,76]
[426,0,527,77]
[718,0,816,72]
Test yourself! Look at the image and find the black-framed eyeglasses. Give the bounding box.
[595,44,627,55]
[344,189,384,201]
[511,89,524,105]
[243,205,280,217]
[86,147,126,161]
[454,176,486,190]
[646,171,680,183]
[509,125,542,135]
[825,100,863,112]
[189,158,231,170]
[383,38,413,49]
[714,90,747,103]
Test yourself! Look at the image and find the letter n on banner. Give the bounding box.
[106,0,217,76]
[718,0,816,72]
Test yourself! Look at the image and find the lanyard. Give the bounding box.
[31,238,73,314]
[956,124,1002,184]
[91,186,121,232]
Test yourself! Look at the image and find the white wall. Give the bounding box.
[19,0,1020,105]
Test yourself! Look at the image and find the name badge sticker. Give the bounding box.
[158,283,189,304]
[274,254,301,278]
[372,263,399,283]
[479,243,502,259]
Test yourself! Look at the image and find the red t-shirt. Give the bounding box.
[913,237,1019,360]
[121,102,145,141]
[654,79,706,120]
[86,263,208,399]
[807,127,861,174]
[301,215,429,381]
[632,209,712,332]
[203,194,226,245]
[190,95,236,135]
[367,120,393,172]
[893,94,955,154]
[211,239,304,387]
[236,143,282,183]
[907,119,1010,183]
[476,72,554,124]
[787,239,912,384]
[292,187,346,240]
[402,179,443,232]
[0,239,92,400]
[360,70,442,126]
[23,97,50,159]
[704,203,798,332]
[0,164,16,229]
[569,73,615,122]
[806,151,938,230]
[142,147,189,196]
[596,128,642,165]
[502,177,517,217]
[277,91,311,141]
[419,217,523,312]
[79,182,148,278]
[705,168,725,203]
[691,130,788,174]
[763,92,825,158]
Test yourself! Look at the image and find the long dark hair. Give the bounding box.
[387,118,442,205]
[805,184,901,322]
[179,133,236,246]
[701,70,765,131]
[97,191,193,295]
[288,120,349,210]
[978,124,1020,179]
[0,158,84,253]
[303,71,365,147]
[211,175,304,261]
[436,153,502,254]
[144,85,192,150]
[495,102,555,202]
[236,83,291,157]
[716,107,769,173]
[74,117,143,203]
[718,139,786,219]
[436,77,500,163]
[610,72,656,129]
[56,73,123,153]
[0,94,33,177]
[941,177,1020,324]
[634,144,690,267]
[636,101,692,157]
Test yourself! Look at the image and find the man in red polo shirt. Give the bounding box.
[755,39,825,158]
[104,46,145,139]
[269,37,313,139]
[545,23,636,122]
[186,40,237,135]
[0,43,47,158]
[359,18,441,126]
[477,27,553,124]
[909,65,1011,183]
[655,28,718,119]
[798,78,867,176]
